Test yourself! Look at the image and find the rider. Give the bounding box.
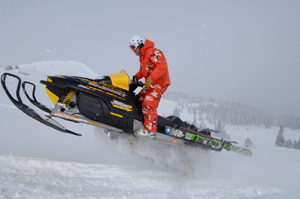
[129,35,171,138]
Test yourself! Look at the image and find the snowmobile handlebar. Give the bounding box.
[129,80,144,91]
[129,80,153,92]
[130,75,153,90]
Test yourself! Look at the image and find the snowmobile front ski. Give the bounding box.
[1,73,81,136]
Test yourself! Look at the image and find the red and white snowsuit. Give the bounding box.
[135,39,171,132]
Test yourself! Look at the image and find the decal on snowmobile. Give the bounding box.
[79,84,126,101]
[79,78,127,98]
[86,81,127,98]
[54,76,66,79]
[110,112,123,118]
[173,138,178,144]
[111,99,132,112]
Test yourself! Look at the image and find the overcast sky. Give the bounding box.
[1,0,299,117]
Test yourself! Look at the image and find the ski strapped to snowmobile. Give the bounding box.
[1,71,252,156]
[165,125,252,156]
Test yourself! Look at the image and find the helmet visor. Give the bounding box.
[129,45,137,50]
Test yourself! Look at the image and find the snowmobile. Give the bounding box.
[1,71,252,156]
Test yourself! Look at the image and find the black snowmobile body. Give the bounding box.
[1,70,186,136]
[39,70,185,135]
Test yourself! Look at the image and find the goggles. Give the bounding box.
[129,45,138,50]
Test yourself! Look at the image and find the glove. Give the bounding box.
[145,77,153,88]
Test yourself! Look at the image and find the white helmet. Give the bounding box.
[129,35,146,50]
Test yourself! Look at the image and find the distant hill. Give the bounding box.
[162,91,300,129]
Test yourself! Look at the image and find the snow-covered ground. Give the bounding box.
[0,61,300,199]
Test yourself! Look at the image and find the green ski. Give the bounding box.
[166,126,253,157]
[189,134,252,156]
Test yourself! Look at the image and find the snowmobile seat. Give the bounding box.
[157,115,185,134]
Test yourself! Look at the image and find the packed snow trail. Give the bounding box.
[0,155,283,199]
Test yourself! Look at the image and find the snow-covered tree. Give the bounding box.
[192,114,197,126]
[275,126,285,147]
[216,119,230,139]
[285,139,294,148]
[199,121,206,130]
[245,137,255,148]
[173,107,180,117]
[295,139,300,149]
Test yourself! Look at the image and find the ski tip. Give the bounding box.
[240,149,253,157]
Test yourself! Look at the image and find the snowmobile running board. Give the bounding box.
[1,73,81,136]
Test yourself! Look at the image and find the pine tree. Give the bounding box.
[199,121,206,130]
[275,126,285,147]
[293,140,298,149]
[192,114,197,126]
[245,137,255,148]
[173,107,180,117]
[285,139,294,148]
[296,139,300,149]
[216,119,230,139]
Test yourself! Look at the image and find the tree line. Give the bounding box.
[276,126,300,149]
[164,91,300,130]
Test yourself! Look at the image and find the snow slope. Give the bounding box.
[1,61,300,199]
[0,155,284,199]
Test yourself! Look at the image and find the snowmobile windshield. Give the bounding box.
[108,70,130,91]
